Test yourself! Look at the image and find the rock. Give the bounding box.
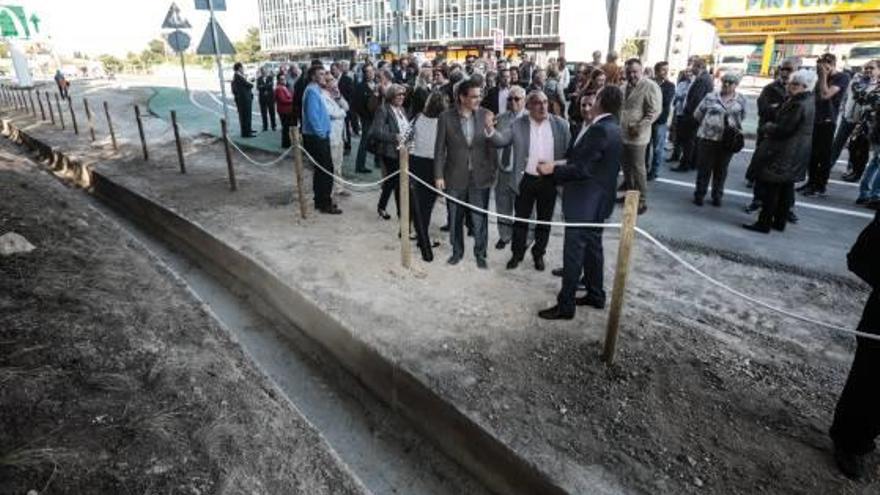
[74,218,90,229]
[687,455,697,467]
[0,232,35,256]
[693,477,704,487]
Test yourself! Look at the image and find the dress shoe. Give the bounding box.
[534,256,545,271]
[868,199,880,210]
[666,156,680,163]
[495,239,508,250]
[834,448,865,480]
[772,222,786,232]
[476,258,488,270]
[538,305,575,320]
[670,166,691,173]
[447,255,462,266]
[692,197,704,207]
[795,183,811,193]
[506,257,521,270]
[637,205,648,215]
[551,267,564,277]
[841,172,861,183]
[421,250,434,262]
[802,187,826,197]
[355,168,371,174]
[575,296,606,309]
[744,201,761,213]
[742,222,770,234]
[241,134,256,139]
[711,198,722,207]
[319,205,343,215]
[377,208,391,220]
[615,196,626,204]
[646,173,657,182]
[440,224,450,232]
[787,210,799,224]
[856,197,869,205]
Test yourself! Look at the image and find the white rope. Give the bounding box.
[298,144,401,189]
[229,140,295,167]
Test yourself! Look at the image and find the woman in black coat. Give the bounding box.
[744,69,817,233]
[369,84,410,220]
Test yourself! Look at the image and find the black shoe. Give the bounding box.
[377,208,391,220]
[795,183,811,193]
[834,448,865,480]
[742,222,770,234]
[476,258,488,270]
[447,255,462,266]
[575,296,606,309]
[711,198,722,207]
[242,134,255,139]
[467,230,474,238]
[355,168,371,174]
[637,205,648,215]
[431,240,441,248]
[617,183,628,192]
[506,257,521,270]
[646,173,657,182]
[868,199,880,210]
[787,210,799,224]
[551,267,564,277]
[534,256,545,272]
[744,201,761,213]
[319,205,343,215]
[538,305,575,320]
[670,166,691,173]
[772,222,786,232]
[803,187,825,197]
[693,197,704,207]
[615,196,626,204]
[495,239,507,250]
[440,224,450,232]
[841,173,861,183]
[856,197,869,205]
[746,180,754,189]
[421,250,434,262]
[262,127,268,132]
[666,154,680,163]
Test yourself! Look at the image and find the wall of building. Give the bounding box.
[557,0,608,63]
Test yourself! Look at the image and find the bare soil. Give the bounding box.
[0,145,368,495]
[4,88,880,494]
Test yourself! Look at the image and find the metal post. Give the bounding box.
[68,97,79,135]
[399,146,411,268]
[179,50,189,94]
[55,93,65,130]
[602,190,640,366]
[291,127,307,218]
[83,98,96,141]
[171,110,186,174]
[37,90,45,120]
[207,0,230,125]
[46,92,55,125]
[104,102,117,151]
[134,105,148,160]
[220,118,237,191]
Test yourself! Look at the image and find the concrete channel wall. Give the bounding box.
[1,117,572,495]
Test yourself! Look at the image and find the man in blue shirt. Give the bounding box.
[302,65,342,214]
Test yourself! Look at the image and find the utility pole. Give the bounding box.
[607,0,621,55]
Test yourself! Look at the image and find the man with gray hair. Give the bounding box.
[489,85,527,250]
[618,58,661,214]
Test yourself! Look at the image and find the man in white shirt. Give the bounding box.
[486,90,571,271]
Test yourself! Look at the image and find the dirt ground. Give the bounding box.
[0,146,368,494]
[4,84,880,494]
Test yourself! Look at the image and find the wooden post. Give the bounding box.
[103,101,117,151]
[67,96,79,135]
[15,89,22,110]
[55,93,65,130]
[37,90,46,120]
[399,146,412,268]
[83,98,96,141]
[220,118,237,191]
[171,110,185,174]
[134,105,148,160]
[291,127,307,219]
[28,90,36,116]
[46,92,55,125]
[602,190,641,366]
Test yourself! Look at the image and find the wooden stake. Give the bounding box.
[104,101,117,151]
[37,90,46,120]
[28,90,36,116]
[68,96,79,135]
[83,98,96,141]
[171,110,185,174]
[220,118,237,191]
[602,190,641,366]
[291,127,307,219]
[134,105,148,160]
[55,93,65,130]
[399,146,412,268]
[46,92,55,125]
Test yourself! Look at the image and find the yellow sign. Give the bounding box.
[715,11,880,34]
[703,0,880,20]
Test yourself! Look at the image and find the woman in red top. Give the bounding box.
[275,74,294,148]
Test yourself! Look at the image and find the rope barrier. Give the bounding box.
[229,140,295,167]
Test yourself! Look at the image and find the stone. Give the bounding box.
[0,232,35,256]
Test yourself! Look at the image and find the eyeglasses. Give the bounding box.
[507,96,523,101]
[779,67,794,72]
[722,80,737,85]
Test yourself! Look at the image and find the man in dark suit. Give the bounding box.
[231,62,256,138]
[352,64,379,173]
[671,58,713,172]
[535,85,624,319]
[293,59,323,128]
[482,68,511,115]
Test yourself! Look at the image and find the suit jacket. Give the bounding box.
[553,115,622,222]
[257,75,275,101]
[684,72,714,119]
[368,103,405,160]
[488,113,571,193]
[338,74,355,104]
[620,78,661,145]
[434,107,497,190]
[231,72,253,102]
[353,80,378,121]
[482,86,502,115]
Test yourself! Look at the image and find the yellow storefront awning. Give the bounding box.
[703,0,880,20]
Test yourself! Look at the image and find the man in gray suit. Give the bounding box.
[487,90,571,271]
[491,85,527,250]
[434,78,498,269]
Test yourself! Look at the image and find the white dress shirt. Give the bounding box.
[498,86,510,115]
[526,117,554,176]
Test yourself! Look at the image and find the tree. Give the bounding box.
[99,54,124,74]
[148,38,167,61]
[620,38,646,61]
[234,27,261,64]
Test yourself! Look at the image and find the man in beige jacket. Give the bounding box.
[619,58,661,214]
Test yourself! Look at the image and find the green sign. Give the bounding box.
[0,5,31,38]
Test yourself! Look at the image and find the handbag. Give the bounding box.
[721,113,745,153]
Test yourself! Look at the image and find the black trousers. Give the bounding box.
[279,113,292,148]
[756,181,794,229]
[678,117,698,170]
[302,134,334,209]
[807,121,836,190]
[235,96,253,136]
[831,290,880,456]
[694,139,734,201]
[378,156,400,216]
[259,96,276,131]
[512,174,557,259]
[557,227,605,313]
[411,156,437,256]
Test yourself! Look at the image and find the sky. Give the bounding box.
[22,0,260,57]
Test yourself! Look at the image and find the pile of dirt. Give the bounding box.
[0,148,367,494]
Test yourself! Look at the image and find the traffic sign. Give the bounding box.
[162,2,192,29]
[194,0,226,11]
[491,28,504,52]
[0,6,31,38]
[368,42,381,55]
[196,18,235,55]
[167,30,191,52]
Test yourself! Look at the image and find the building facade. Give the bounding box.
[257,0,609,63]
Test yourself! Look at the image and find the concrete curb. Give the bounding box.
[1,117,572,495]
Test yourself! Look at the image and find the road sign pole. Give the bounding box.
[179,50,189,93]
[208,0,230,125]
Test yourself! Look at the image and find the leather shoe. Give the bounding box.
[506,257,521,270]
[841,172,861,183]
[319,205,343,215]
[744,201,761,213]
[495,239,508,250]
[742,222,770,234]
[615,196,626,204]
[421,250,434,262]
[534,256,545,271]
[476,258,488,269]
[551,267,564,277]
[575,296,605,309]
[787,211,799,224]
[692,197,704,207]
[447,255,462,266]
[538,305,574,320]
[670,166,690,172]
[711,198,722,207]
[637,205,648,215]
